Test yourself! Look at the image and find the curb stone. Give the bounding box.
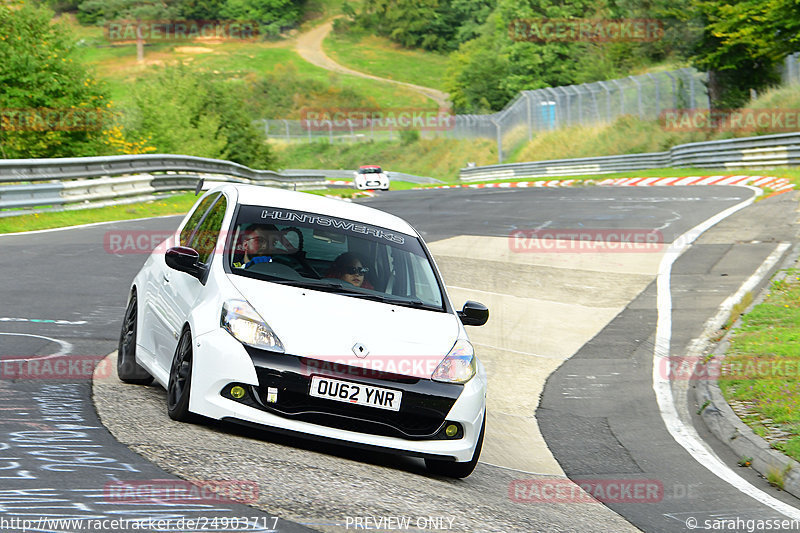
[412,175,794,191]
[694,243,800,497]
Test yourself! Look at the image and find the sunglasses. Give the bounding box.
[346,266,369,275]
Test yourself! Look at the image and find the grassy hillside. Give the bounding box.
[274,137,497,180]
[324,30,449,91]
[63,13,430,114]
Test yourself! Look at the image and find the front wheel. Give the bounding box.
[425,412,485,478]
[167,329,195,422]
[117,292,153,385]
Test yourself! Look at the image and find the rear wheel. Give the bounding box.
[167,329,195,422]
[117,292,153,385]
[425,412,485,478]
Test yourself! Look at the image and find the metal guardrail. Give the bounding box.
[0,154,327,213]
[460,132,800,181]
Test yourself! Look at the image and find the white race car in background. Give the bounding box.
[354,165,390,190]
[118,184,489,477]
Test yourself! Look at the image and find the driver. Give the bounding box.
[233,224,284,268]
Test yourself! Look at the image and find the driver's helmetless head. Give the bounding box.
[243,224,281,257]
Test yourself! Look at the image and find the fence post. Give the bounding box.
[688,69,696,109]
[628,76,643,118]
[491,117,503,164]
[525,91,533,141]
[611,79,624,115]
[664,71,677,110]
[282,119,289,141]
[598,81,611,123]
[647,73,660,116]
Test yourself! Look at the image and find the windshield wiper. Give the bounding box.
[268,279,441,309]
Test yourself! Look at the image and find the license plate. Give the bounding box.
[309,376,402,411]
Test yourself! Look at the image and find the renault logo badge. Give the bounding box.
[352,343,369,358]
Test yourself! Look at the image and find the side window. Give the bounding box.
[180,193,219,246]
[190,196,228,264]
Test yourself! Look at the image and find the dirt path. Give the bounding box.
[295,20,450,109]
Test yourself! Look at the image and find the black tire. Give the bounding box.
[425,412,485,478]
[167,329,195,422]
[117,292,153,385]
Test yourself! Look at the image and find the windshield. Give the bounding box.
[358,167,383,174]
[227,205,445,311]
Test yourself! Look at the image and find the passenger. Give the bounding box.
[327,252,373,289]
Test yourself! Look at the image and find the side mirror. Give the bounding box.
[165,246,202,278]
[458,300,489,326]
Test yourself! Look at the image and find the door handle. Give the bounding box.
[162,273,170,283]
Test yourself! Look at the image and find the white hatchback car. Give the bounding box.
[354,165,390,190]
[118,184,489,477]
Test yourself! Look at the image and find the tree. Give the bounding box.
[0,1,110,158]
[123,66,275,168]
[686,0,798,109]
[78,0,181,61]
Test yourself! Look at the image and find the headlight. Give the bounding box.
[221,300,284,353]
[431,339,476,383]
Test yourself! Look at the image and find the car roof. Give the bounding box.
[359,165,381,169]
[217,184,417,235]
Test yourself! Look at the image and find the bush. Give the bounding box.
[0,1,111,158]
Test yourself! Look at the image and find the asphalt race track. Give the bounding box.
[0,185,798,532]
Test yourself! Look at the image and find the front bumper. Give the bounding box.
[189,328,486,461]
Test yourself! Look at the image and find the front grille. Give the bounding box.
[241,347,463,440]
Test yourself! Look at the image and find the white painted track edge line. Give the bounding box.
[652,185,800,520]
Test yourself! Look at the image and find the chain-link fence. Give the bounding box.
[260,67,709,162]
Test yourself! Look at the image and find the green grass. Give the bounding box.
[64,13,430,113]
[0,194,200,234]
[719,270,800,464]
[324,30,450,91]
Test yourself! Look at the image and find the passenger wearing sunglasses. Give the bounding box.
[326,252,373,289]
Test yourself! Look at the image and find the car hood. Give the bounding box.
[227,275,460,379]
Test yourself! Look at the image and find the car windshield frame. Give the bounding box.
[358,167,383,174]
[222,203,449,313]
